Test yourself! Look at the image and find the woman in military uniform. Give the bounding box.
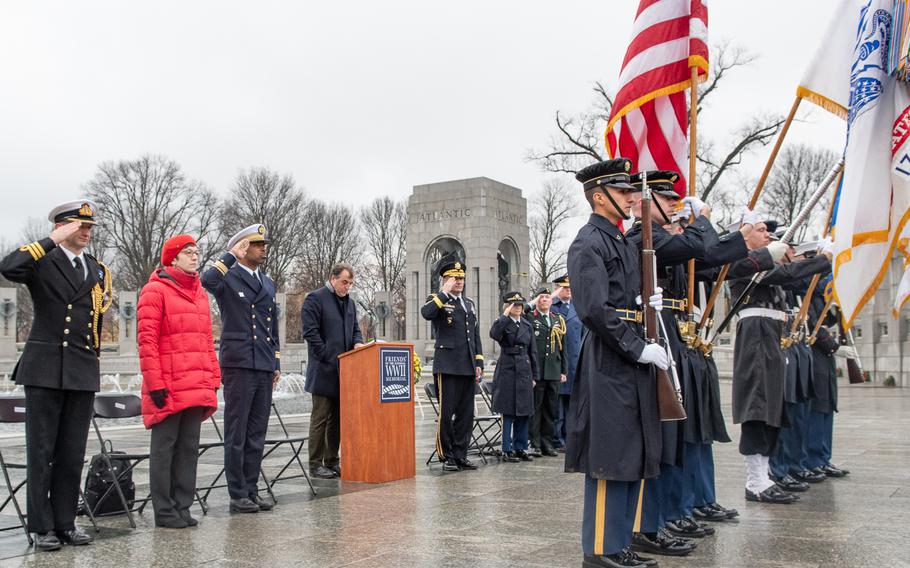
[489,291,538,462]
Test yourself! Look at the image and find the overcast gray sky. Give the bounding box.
[0,1,844,245]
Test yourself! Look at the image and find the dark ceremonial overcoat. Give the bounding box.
[627,216,708,465]
[564,213,660,481]
[489,315,538,416]
[201,252,280,373]
[301,284,364,399]
[1,238,107,391]
[807,279,841,414]
[730,253,830,427]
[421,291,484,376]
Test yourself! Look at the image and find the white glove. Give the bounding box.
[637,343,670,370]
[740,207,761,226]
[682,196,706,218]
[635,287,663,311]
[817,236,835,256]
[766,241,788,262]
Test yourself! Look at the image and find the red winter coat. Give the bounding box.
[138,266,221,428]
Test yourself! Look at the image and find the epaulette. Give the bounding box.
[18,241,47,261]
[426,293,444,308]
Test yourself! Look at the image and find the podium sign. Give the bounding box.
[379,347,412,403]
[339,342,416,483]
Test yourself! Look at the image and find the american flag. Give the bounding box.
[606,0,709,197]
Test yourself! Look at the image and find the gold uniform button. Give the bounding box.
[65,316,71,322]
[85,345,90,350]
[62,341,68,347]
[251,314,256,319]
[267,317,271,321]
[63,329,70,335]
[67,304,72,310]
[252,325,257,330]
[253,335,258,340]
[251,304,255,308]
[89,310,94,316]
[88,323,92,328]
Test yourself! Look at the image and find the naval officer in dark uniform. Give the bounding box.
[1,200,111,550]
[565,159,667,568]
[421,252,484,472]
[201,224,280,513]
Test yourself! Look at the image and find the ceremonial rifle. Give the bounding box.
[707,158,845,344]
[640,172,687,421]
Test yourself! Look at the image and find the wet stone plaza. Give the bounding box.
[0,380,908,568]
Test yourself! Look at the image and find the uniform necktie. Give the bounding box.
[72,257,85,281]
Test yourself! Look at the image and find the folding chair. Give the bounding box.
[0,396,97,544]
[423,381,500,466]
[194,416,227,514]
[472,382,502,458]
[89,393,151,528]
[260,402,316,499]
[478,381,503,457]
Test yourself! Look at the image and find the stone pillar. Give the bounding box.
[276,292,287,351]
[0,288,17,359]
[118,290,138,355]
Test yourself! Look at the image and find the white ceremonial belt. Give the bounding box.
[739,308,787,321]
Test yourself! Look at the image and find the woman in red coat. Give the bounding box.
[138,235,220,528]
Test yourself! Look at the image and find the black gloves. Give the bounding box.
[150,389,168,409]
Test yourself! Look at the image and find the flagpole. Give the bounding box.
[687,66,698,314]
[697,96,803,333]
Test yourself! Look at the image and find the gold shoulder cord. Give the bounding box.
[91,261,114,348]
[550,315,566,352]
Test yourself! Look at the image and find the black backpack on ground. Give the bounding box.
[81,444,136,516]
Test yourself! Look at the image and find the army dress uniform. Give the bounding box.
[527,290,567,456]
[201,224,280,505]
[565,159,661,562]
[0,200,111,539]
[420,254,484,470]
[551,274,583,449]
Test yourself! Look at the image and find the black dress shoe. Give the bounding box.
[442,458,461,471]
[454,458,478,470]
[826,462,850,475]
[692,505,728,522]
[625,548,659,567]
[683,516,714,535]
[178,509,199,526]
[582,549,652,567]
[155,517,189,528]
[528,447,543,458]
[58,527,94,545]
[541,447,559,457]
[769,485,800,500]
[502,452,520,463]
[331,464,341,477]
[250,494,274,511]
[34,531,62,551]
[229,497,260,513]
[775,474,810,492]
[793,469,826,483]
[632,531,694,556]
[707,502,739,519]
[515,450,534,461]
[658,527,697,549]
[311,465,336,479]
[665,518,706,538]
[821,464,847,477]
[745,486,796,504]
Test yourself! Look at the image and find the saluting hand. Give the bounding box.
[440,276,455,295]
[231,239,250,260]
[49,220,82,244]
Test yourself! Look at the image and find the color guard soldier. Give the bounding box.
[730,221,834,504]
[526,286,567,457]
[565,159,667,568]
[201,224,280,513]
[421,252,484,472]
[0,200,111,551]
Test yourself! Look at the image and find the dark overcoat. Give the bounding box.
[1,238,108,391]
[489,315,537,416]
[730,253,830,427]
[300,284,364,399]
[564,214,660,482]
[807,280,840,414]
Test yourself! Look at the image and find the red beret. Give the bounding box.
[161,234,197,266]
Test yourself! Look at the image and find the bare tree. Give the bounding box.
[762,145,838,241]
[84,155,221,291]
[526,43,784,204]
[295,201,362,293]
[359,197,408,338]
[529,179,578,285]
[222,167,310,290]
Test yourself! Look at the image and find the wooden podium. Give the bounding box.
[338,342,416,483]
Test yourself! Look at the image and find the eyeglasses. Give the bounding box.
[180,249,200,257]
